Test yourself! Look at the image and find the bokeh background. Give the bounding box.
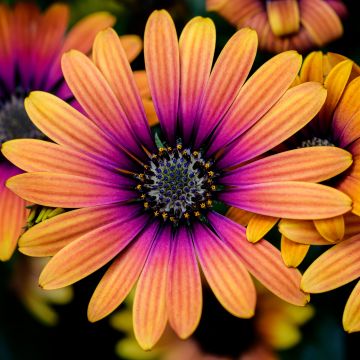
[0,0,359,359]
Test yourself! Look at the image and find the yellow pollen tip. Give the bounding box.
[200,203,206,209]
[208,171,214,177]
[170,216,175,222]
[162,213,168,220]
[136,184,142,190]
[205,162,211,169]
[144,202,149,208]
[154,211,160,217]
[184,212,190,219]
[211,185,216,191]
[193,151,199,156]
[207,200,212,206]
[167,147,172,152]
[176,144,182,150]
[194,211,200,217]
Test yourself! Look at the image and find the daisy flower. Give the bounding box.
[206,0,347,53]
[270,52,360,267]
[2,11,352,349]
[0,2,145,261]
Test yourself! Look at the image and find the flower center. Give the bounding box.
[135,143,217,224]
[0,95,42,145]
[299,136,335,148]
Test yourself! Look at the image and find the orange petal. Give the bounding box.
[246,214,278,243]
[24,92,131,169]
[336,175,360,216]
[195,27,258,147]
[18,204,128,257]
[333,76,360,136]
[7,172,135,208]
[142,99,159,127]
[220,181,352,220]
[337,111,360,149]
[226,207,254,227]
[193,222,256,318]
[209,212,309,306]
[133,70,151,98]
[92,28,154,150]
[302,234,360,293]
[279,219,334,245]
[46,11,116,90]
[168,227,202,338]
[219,82,327,168]
[281,236,309,268]
[2,139,128,185]
[300,51,324,83]
[223,147,352,185]
[209,51,302,154]
[267,0,300,36]
[343,280,360,333]
[319,60,353,123]
[300,0,343,46]
[0,165,27,261]
[133,226,171,350]
[178,16,215,142]
[344,212,360,239]
[61,50,142,156]
[88,221,158,322]
[144,10,179,144]
[313,215,345,243]
[39,214,147,289]
[120,35,142,62]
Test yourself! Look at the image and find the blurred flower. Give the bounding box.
[206,0,347,53]
[111,286,314,360]
[11,255,73,326]
[0,2,146,261]
[2,10,351,350]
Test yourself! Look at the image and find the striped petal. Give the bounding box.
[209,51,302,154]
[299,51,324,83]
[39,213,147,289]
[343,280,360,333]
[0,163,26,261]
[194,28,258,148]
[313,215,345,243]
[281,236,309,268]
[179,17,215,142]
[32,4,69,88]
[7,172,135,208]
[302,234,360,293]
[222,147,352,185]
[46,11,116,90]
[333,77,360,137]
[88,221,158,322]
[344,212,360,239]
[218,82,327,168]
[336,175,360,216]
[267,0,300,36]
[133,226,171,350]
[220,181,351,220]
[226,207,254,226]
[18,204,134,257]
[92,28,154,151]
[0,4,14,90]
[279,219,334,245]
[2,139,132,186]
[133,71,151,98]
[300,0,343,46]
[246,214,278,243]
[24,92,132,169]
[337,111,360,149]
[193,222,256,318]
[209,212,308,306]
[61,50,142,157]
[168,227,202,338]
[144,10,179,145]
[319,60,353,125]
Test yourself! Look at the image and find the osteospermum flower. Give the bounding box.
[272,52,360,267]
[0,2,147,261]
[206,0,347,53]
[2,11,352,349]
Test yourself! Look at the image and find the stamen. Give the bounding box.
[135,141,218,224]
[299,136,335,148]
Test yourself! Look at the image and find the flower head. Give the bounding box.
[2,10,352,349]
[207,0,347,53]
[0,2,145,261]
